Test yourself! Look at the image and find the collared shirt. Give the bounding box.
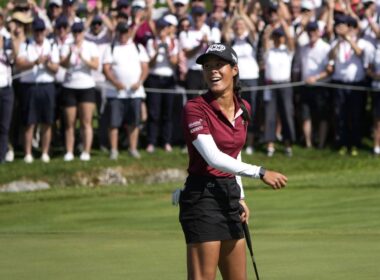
[61,40,99,89]
[102,39,149,99]
[179,25,211,71]
[146,37,179,77]
[232,35,259,80]
[331,38,367,82]
[300,38,330,80]
[183,91,250,177]
[264,44,294,82]
[18,38,60,83]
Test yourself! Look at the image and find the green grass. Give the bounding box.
[1,147,380,279]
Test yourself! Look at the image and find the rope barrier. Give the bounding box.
[9,70,380,94]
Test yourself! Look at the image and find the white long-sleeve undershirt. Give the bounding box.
[192,134,262,199]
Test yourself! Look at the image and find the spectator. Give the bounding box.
[360,0,380,47]
[367,42,380,156]
[298,21,331,149]
[263,21,296,157]
[46,0,63,29]
[132,0,154,47]
[222,13,260,155]
[328,15,367,156]
[0,33,13,164]
[102,22,149,159]
[145,18,179,153]
[168,0,189,19]
[16,17,59,163]
[62,0,81,26]
[60,21,99,161]
[179,6,210,100]
[85,13,113,150]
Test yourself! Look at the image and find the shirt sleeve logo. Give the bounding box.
[188,118,204,134]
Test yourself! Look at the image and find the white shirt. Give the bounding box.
[331,39,366,82]
[232,35,259,80]
[61,40,99,89]
[85,27,113,83]
[102,40,149,99]
[0,27,11,39]
[53,35,74,83]
[0,46,12,87]
[370,46,380,89]
[179,25,211,71]
[300,39,330,80]
[146,37,179,77]
[18,38,60,83]
[360,14,379,47]
[265,44,294,82]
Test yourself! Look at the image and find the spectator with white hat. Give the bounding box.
[168,0,189,19]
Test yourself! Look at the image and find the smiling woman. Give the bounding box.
[179,43,288,280]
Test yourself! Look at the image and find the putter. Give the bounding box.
[239,205,260,280]
[242,221,260,280]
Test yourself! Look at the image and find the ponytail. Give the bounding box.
[233,73,251,122]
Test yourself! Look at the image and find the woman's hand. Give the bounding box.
[239,199,250,224]
[262,170,287,189]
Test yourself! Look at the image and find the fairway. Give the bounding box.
[1,148,380,279]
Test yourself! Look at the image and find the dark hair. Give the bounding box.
[232,71,251,122]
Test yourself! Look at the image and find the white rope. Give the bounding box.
[9,70,380,94]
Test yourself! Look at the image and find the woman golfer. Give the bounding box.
[180,43,287,280]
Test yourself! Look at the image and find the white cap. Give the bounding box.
[363,0,375,3]
[49,0,62,6]
[301,0,314,11]
[173,0,189,5]
[164,14,178,26]
[132,0,146,8]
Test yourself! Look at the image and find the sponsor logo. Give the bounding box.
[188,119,203,128]
[206,44,226,53]
[190,126,203,134]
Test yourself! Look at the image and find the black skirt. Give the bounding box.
[179,175,244,244]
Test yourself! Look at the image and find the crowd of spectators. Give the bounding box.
[1,0,380,164]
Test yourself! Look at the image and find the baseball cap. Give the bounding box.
[173,0,189,5]
[334,14,348,26]
[32,17,46,31]
[191,6,206,15]
[91,15,103,25]
[346,16,358,28]
[196,43,238,65]
[71,21,84,33]
[11,12,33,24]
[268,2,278,12]
[116,22,130,33]
[55,15,69,28]
[301,0,314,11]
[117,0,130,8]
[306,21,319,32]
[63,0,76,5]
[132,0,146,9]
[49,0,62,6]
[164,14,178,26]
[272,27,285,37]
[155,18,170,28]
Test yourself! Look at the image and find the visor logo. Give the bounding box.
[206,44,226,53]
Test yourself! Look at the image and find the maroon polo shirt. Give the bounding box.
[182,91,251,177]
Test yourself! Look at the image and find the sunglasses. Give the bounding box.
[174,3,185,7]
[57,25,68,29]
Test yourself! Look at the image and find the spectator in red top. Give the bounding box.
[179,43,287,280]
